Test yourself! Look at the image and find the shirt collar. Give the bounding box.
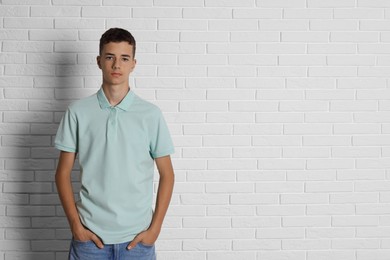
[97,87,135,111]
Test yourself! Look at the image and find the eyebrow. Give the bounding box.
[105,53,131,58]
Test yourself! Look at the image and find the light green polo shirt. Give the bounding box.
[55,87,174,244]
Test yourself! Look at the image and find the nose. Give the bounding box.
[112,58,120,69]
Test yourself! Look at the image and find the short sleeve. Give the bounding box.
[55,108,78,153]
[149,109,175,159]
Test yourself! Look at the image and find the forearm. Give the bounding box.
[55,152,82,233]
[149,172,174,234]
[55,173,82,232]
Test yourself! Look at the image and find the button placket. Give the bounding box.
[107,107,118,138]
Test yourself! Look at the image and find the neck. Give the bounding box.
[102,84,130,107]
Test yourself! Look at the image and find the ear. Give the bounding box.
[130,58,137,71]
[96,56,102,69]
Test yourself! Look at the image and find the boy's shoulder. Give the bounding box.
[66,92,98,113]
[132,93,162,116]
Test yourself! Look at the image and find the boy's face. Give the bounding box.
[97,41,136,88]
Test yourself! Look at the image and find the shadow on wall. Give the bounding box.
[4,39,100,259]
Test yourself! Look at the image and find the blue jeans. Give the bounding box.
[68,238,156,260]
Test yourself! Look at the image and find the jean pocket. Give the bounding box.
[139,242,155,248]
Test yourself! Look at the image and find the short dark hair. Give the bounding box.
[99,28,136,58]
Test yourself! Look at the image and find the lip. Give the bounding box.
[111,73,122,77]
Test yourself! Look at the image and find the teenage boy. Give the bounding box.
[54,28,175,260]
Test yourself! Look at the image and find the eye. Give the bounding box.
[122,57,130,62]
[105,56,114,60]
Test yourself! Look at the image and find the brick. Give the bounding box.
[283,217,331,227]
[231,31,279,42]
[334,124,380,134]
[230,194,278,205]
[183,239,231,250]
[287,78,335,89]
[233,239,280,250]
[284,8,332,19]
[307,250,355,260]
[3,112,53,123]
[209,19,258,31]
[287,170,336,181]
[308,44,357,54]
[256,182,303,193]
[333,216,379,227]
[233,218,280,229]
[0,217,30,228]
[6,229,55,239]
[258,43,306,54]
[330,192,379,203]
[181,32,229,42]
[179,54,226,65]
[0,240,30,251]
[333,147,380,158]
[159,228,204,239]
[184,8,232,19]
[133,7,182,18]
[207,205,255,216]
[306,227,355,238]
[233,8,280,18]
[308,0,356,7]
[157,43,205,54]
[159,19,207,30]
[4,18,53,28]
[282,32,328,43]
[306,181,353,192]
[205,0,254,7]
[181,194,229,205]
[281,193,328,204]
[31,6,80,17]
[256,112,303,123]
[2,41,53,53]
[256,228,303,239]
[4,252,54,260]
[357,227,390,237]
[207,228,254,239]
[183,217,230,228]
[307,204,355,215]
[284,124,332,135]
[259,251,305,260]
[260,19,308,31]
[55,18,104,29]
[283,239,330,249]
[153,0,203,7]
[208,66,256,77]
[0,6,28,17]
[358,0,390,7]
[208,43,256,54]
[52,0,100,5]
[103,0,152,6]
[253,135,300,146]
[258,67,307,77]
[82,6,130,17]
[3,182,52,193]
[158,65,206,77]
[359,44,390,54]
[106,19,157,30]
[283,147,330,158]
[206,183,254,193]
[328,55,375,66]
[233,147,281,158]
[0,30,28,40]
[0,193,29,205]
[5,65,55,76]
[310,20,357,31]
[207,112,254,123]
[331,32,379,42]
[237,171,285,182]
[257,0,306,7]
[257,205,305,216]
[304,112,353,123]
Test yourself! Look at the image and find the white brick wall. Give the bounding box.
[0,1,389,260]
